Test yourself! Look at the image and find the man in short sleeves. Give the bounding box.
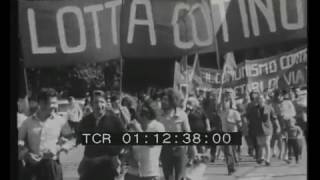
[18,88,74,180]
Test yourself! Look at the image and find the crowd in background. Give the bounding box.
[17,85,307,180]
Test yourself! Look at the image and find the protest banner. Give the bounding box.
[200,62,248,97]
[215,0,307,52]
[245,46,307,92]
[177,46,307,97]
[120,0,216,58]
[19,0,307,67]
[19,0,122,67]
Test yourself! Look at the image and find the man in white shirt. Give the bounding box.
[18,88,74,180]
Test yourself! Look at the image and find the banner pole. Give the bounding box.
[120,57,123,100]
[213,31,224,104]
[20,60,30,115]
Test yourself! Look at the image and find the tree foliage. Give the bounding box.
[26,60,120,98]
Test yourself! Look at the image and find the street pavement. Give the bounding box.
[60,139,307,180]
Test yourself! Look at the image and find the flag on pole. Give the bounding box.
[173,61,182,90]
[18,60,30,115]
[190,54,203,86]
[222,52,237,83]
[218,52,237,103]
[180,56,188,79]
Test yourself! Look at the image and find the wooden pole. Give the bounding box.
[213,29,224,104]
[119,57,123,100]
[20,61,30,115]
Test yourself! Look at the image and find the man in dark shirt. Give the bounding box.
[246,93,280,166]
[77,90,126,180]
[202,92,221,162]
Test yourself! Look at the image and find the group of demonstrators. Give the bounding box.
[241,87,307,165]
[17,85,307,180]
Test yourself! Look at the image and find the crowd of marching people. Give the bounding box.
[17,85,307,180]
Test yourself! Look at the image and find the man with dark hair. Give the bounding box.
[254,94,280,166]
[247,90,260,161]
[202,92,222,163]
[218,90,242,175]
[77,90,126,180]
[18,88,74,180]
[159,88,200,180]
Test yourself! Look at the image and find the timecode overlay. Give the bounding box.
[80,132,242,145]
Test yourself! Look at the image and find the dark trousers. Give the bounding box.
[24,159,63,180]
[68,120,80,135]
[250,134,259,160]
[125,173,159,180]
[210,145,217,162]
[296,118,307,147]
[18,160,25,180]
[244,136,253,155]
[223,146,236,173]
[287,139,303,162]
[79,159,117,180]
[305,128,308,147]
[160,146,187,180]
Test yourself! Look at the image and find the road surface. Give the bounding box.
[60,138,307,180]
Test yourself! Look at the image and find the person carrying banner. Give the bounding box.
[159,88,200,180]
[218,89,242,175]
[77,90,126,180]
[18,88,74,180]
[125,99,165,180]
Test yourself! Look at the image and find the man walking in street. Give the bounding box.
[203,92,221,163]
[18,88,74,180]
[77,90,126,180]
[218,89,242,175]
[247,93,280,166]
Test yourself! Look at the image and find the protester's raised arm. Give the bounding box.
[18,119,28,147]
